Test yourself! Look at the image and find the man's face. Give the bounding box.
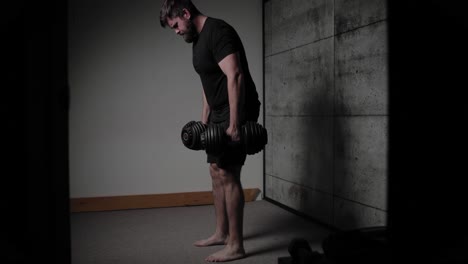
[167,16,197,43]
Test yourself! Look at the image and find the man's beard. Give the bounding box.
[183,19,198,43]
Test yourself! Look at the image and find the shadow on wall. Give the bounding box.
[285,46,343,228]
[265,0,389,231]
[299,80,346,228]
[265,38,345,228]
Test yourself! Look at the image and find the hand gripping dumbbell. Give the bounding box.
[181,120,268,155]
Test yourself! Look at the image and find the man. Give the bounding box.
[160,0,261,262]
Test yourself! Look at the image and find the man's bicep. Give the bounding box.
[218,52,242,78]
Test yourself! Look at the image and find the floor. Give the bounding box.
[71,199,334,264]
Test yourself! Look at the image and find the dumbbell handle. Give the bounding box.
[226,139,242,147]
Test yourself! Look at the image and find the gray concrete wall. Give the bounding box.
[264,0,388,230]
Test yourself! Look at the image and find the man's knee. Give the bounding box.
[210,163,223,181]
[210,163,219,173]
[217,165,243,183]
[209,163,228,182]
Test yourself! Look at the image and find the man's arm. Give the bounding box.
[218,52,244,141]
[202,89,210,125]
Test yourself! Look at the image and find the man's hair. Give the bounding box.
[159,0,201,28]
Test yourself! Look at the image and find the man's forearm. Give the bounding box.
[227,72,243,128]
[202,90,210,124]
[202,105,210,124]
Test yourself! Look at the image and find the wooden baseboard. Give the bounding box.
[70,188,261,213]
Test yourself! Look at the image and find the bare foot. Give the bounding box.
[205,245,246,262]
[194,234,228,247]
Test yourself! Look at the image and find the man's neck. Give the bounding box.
[193,15,208,34]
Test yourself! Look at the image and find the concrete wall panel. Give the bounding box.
[333,197,387,230]
[267,38,334,116]
[265,0,388,230]
[264,0,272,56]
[334,116,388,210]
[335,0,387,34]
[266,175,333,225]
[271,0,333,54]
[265,56,272,101]
[265,116,333,193]
[263,1,272,56]
[335,21,388,115]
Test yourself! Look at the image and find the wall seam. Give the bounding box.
[266,173,333,197]
[265,174,388,212]
[335,18,387,37]
[266,35,334,58]
[267,19,388,60]
[333,194,388,212]
[332,0,336,227]
[262,0,267,199]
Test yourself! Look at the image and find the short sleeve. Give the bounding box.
[211,23,240,63]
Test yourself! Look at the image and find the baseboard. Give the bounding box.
[70,188,261,213]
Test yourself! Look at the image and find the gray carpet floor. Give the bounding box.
[71,199,333,264]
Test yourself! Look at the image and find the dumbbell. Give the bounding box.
[181,120,268,155]
[180,121,207,151]
[288,238,323,264]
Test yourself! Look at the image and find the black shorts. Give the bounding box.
[207,104,260,168]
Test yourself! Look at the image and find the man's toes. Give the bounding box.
[205,256,214,262]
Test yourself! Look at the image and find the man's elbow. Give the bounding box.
[229,70,243,85]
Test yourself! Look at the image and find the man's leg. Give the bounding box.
[206,164,246,262]
[194,163,229,246]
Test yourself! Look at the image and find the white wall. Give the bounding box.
[69,0,264,198]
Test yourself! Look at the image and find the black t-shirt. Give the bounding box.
[193,17,260,123]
